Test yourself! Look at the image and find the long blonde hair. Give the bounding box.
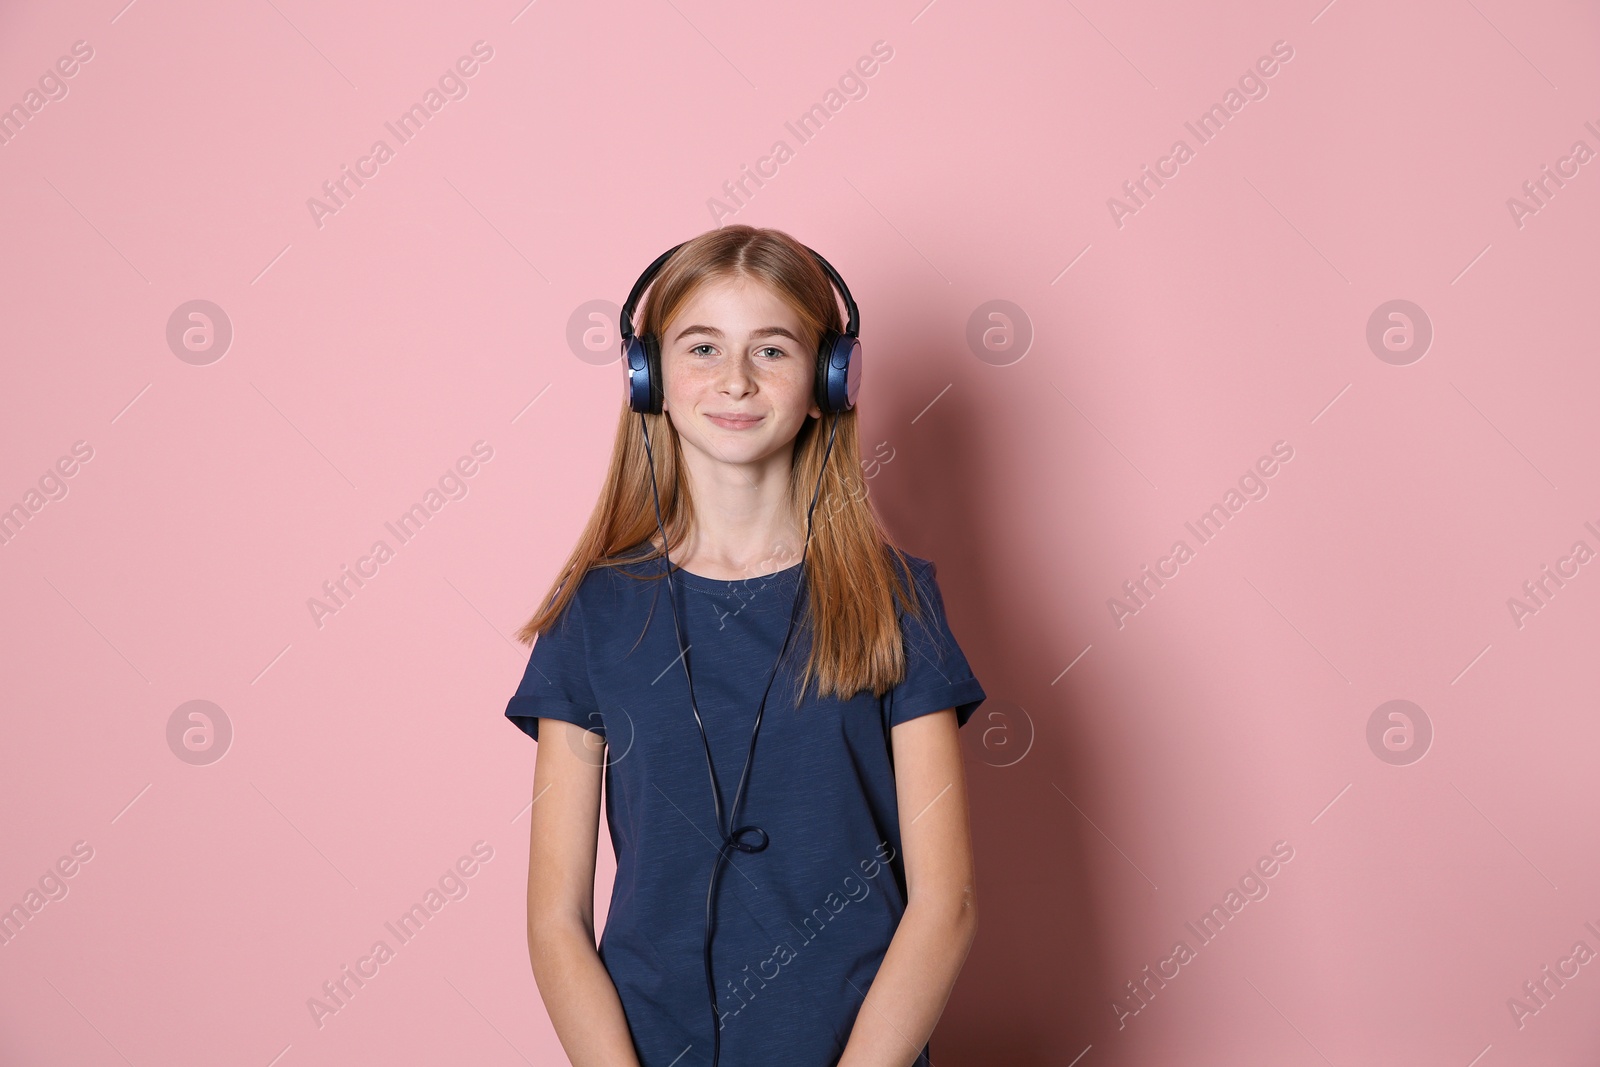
[516,225,927,708]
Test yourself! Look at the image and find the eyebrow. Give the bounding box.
[671,324,803,344]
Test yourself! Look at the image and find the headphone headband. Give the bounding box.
[618,242,684,344]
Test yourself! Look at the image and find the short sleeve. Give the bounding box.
[885,559,987,729]
[505,593,605,743]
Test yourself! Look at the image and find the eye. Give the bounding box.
[758,346,786,360]
[689,343,716,356]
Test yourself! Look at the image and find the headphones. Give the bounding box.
[620,237,861,1065]
[620,240,863,416]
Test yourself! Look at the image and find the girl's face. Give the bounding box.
[658,274,822,470]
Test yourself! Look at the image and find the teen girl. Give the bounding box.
[506,225,987,1067]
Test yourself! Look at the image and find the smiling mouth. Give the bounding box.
[705,413,764,430]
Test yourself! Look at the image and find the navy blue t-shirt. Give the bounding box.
[505,549,986,1067]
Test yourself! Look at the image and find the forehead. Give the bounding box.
[664,274,803,332]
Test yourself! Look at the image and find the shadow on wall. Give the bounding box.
[869,336,1109,1067]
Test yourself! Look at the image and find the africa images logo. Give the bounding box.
[306,41,495,230]
[707,40,894,224]
[1106,39,1295,228]
[1113,840,1295,1029]
[716,840,899,1028]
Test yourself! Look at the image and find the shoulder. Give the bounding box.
[559,555,660,622]
[888,549,936,581]
[539,564,609,629]
[888,551,942,618]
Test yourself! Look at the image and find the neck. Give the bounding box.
[662,435,807,578]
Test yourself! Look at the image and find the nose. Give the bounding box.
[716,353,755,397]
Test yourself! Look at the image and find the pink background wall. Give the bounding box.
[3,0,1598,1063]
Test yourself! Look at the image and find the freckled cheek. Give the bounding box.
[666,363,716,395]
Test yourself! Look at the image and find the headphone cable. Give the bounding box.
[638,410,840,1066]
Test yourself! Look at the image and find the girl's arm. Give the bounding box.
[526,719,642,1067]
[837,708,979,1067]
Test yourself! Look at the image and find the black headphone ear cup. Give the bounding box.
[624,334,658,415]
[815,329,840,414]
[643,332,664,415]
[814,330,860,415]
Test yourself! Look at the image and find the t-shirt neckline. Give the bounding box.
[671,559,803,592]
[614,544,805,592]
